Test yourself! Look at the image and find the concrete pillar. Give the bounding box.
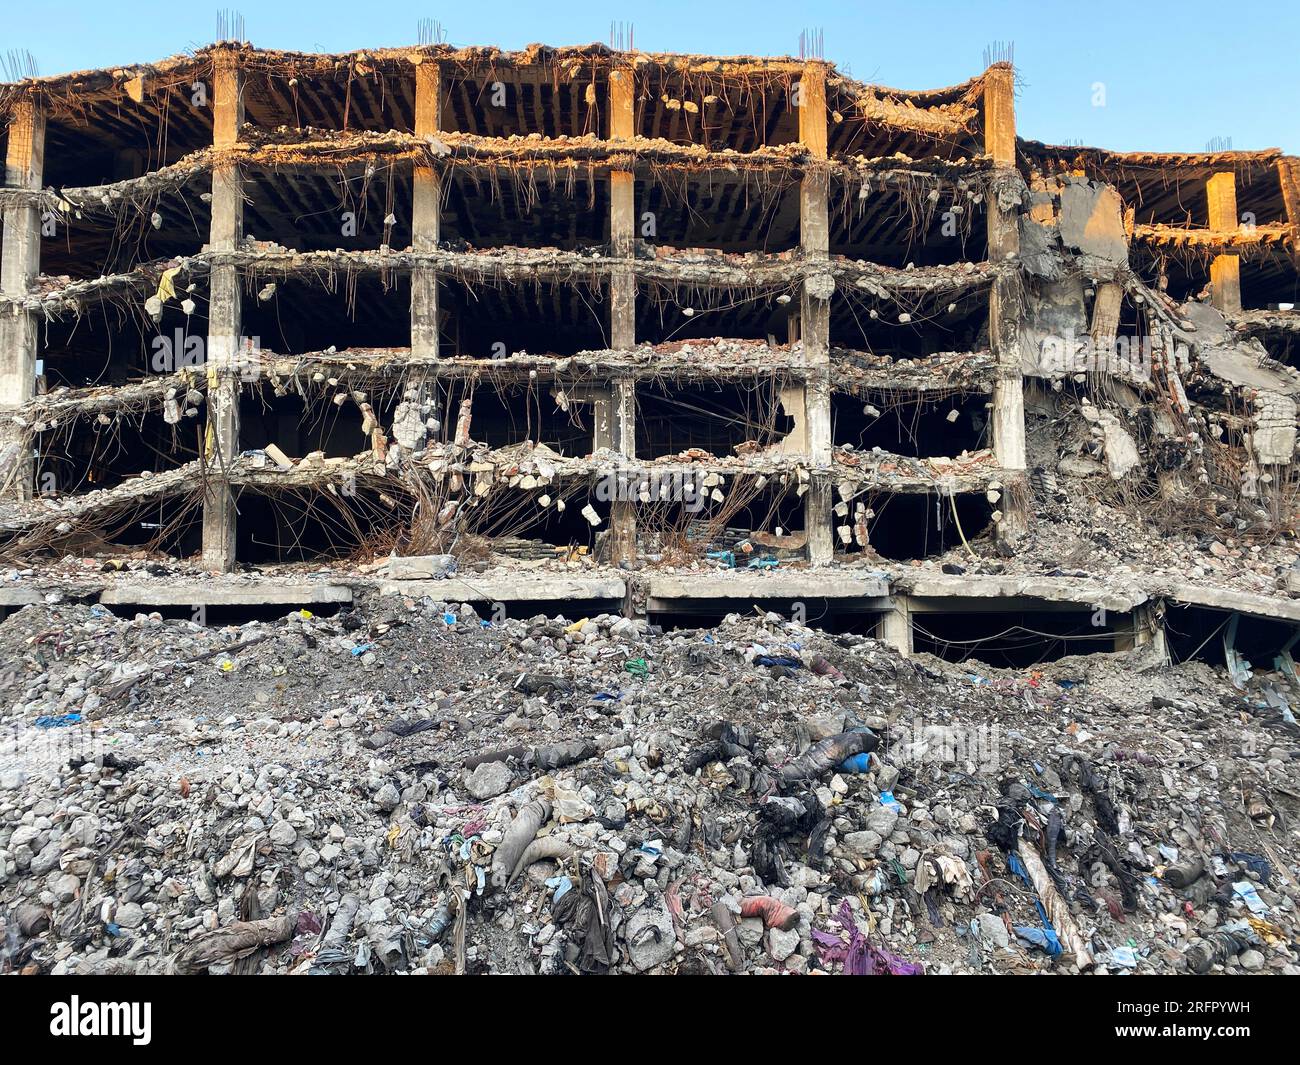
[608,67,636,351]
[607,66,638,561]
[202,49,243,572]
[983,65,1027,542]
[1089,282,1123,358]
[1115,604,1168,662]
[411,59,441,359]
[1206,172,1242,314]
[1279,158,1300,271]
[798,62,834,565]
[0,95,45,501]
[879,596,913,656]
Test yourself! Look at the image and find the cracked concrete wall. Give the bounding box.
[1253,391,1298,465]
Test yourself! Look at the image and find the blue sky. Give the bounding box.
[6,0,1297,153]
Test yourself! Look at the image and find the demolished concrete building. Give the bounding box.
[1,40,1299,672]
[5,36,1300,982]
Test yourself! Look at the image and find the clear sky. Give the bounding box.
[6,0,1297,153]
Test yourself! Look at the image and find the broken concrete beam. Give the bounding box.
[376,576,627,603]
[98,583,353,607]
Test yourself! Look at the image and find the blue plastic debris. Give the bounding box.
[349,644,373,657]
[35,712,82,728]
[840,752,873,774]
[1006,851,1063,956]
[754,654,801,668]
[878,791,903,813]
[1107,945,1138,968]
[1026,782,1059,804]
[1233,881,1268,915]
[443,612,457,625]
[1013,925,1062,956]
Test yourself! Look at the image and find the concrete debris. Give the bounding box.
[2,598,1298,976]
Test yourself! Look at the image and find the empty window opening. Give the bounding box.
[1239,257,1299,312]
[637,381,795,458]
[830,288,989,359]
[461,484,612,555]
[242,69,415,133]
[440,278,607,357]
[57,494,203,560]
[235,485,407,565]
[855,491,994,561]
[36,406,202,497]
[637,477,806,561]
[911,608,1120,667]
[434,380,594,455]
[240,386,402,460]
[637,75,797,149]
[1165,605,1299,669]
[42,87,213,190]
[243,165,412,253]
[830,184,987,268]
[441,171,607,251]
[242,275,411,356]
[40,180,212,281]
[443,73,605,139]
[637,287,796,346]
[832,391,987,456]
[41,296,209,388]
[639,173,800,254]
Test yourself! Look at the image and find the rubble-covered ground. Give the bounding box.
[1,596,1296,975]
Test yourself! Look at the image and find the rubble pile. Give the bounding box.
[1,598,1297,975]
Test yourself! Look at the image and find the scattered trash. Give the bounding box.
[2,599,1297,978]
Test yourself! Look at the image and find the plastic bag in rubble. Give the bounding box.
[552,779,594,823]
[551,871,617,974]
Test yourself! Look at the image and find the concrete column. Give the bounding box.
[202,49,244,572]
[799,62,834,565]
[608,66,636,351]
[610,372,637,562]
[0,95,45,501]
[411,59,441,359]
[607,66,638,561]
[1089,282,1123,356]
[879,596,913,656]
[983,65,1027,542]
[1206,172,1242,314]
[1279,158,1300,271]
[1115,604,1168,661]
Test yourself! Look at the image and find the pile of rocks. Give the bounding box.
[1,597,1296,975]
